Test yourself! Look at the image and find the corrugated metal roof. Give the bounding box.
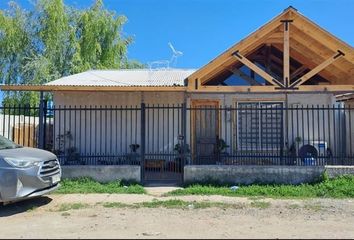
[45,69,196,87]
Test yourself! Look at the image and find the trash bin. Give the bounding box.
[303,157,316,166]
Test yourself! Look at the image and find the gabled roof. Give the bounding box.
[46,69,196,87]
[189,6,354,87]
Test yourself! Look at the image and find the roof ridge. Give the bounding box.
[88,68,197,72]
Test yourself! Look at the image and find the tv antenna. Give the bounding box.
[148,42,183,70]
[168,42,183,67]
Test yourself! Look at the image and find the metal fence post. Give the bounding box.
[140,103,146,184]
[38,91,47,149]
[181,102,187,169]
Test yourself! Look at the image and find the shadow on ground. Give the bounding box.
[0,197,52,217]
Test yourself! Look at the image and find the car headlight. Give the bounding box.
[3,157,41,168]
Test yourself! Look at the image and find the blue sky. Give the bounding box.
[0,0,353,101]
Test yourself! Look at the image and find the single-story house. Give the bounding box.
[1,6,353,184]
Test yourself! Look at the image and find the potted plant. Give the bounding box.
[217,138,230,164]
[53,131,83,165]
[171,143,190,172]
[128,143,140,165]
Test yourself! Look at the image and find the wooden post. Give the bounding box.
[281,20,293,87]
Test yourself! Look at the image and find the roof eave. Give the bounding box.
[0,85,187,92]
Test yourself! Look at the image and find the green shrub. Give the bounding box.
[168,175,354,199]
[54,177,145,194]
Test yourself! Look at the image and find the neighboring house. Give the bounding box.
[1,7,353,184]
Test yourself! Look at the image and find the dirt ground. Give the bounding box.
[1,193,354,239]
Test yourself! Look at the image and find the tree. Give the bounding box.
[0,0,144,105]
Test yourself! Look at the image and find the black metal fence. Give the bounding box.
[1,102,353,167]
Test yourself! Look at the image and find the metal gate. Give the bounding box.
[141,104,186,184]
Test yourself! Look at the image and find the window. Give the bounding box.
[237,102,283,150]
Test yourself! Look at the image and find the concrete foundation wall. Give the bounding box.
[61,165,141,183]
[325,166,354,178]
[184,165,326,185]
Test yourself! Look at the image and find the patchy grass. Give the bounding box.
[56,203,89,212]
[250,201,271,209]
[303,202,324,212]
[61,212,71,217]
[167,176,354,199]
[99,199,246,210]
[287,204,301,209]
[54,177,145,194]
[26,206,38,212]
[137,199,246,209]
[101,202,132,208]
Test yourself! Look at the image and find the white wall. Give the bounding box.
[52,91,185,158]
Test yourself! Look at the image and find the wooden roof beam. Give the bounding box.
[290,65,307,80]
[290,26,351,74]
[232,51,285,88]
[290,50,345,88]
[272,43,337,81]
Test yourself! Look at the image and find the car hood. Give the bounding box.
[0,147,57,162]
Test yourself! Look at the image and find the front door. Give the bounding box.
[192,100,220,164]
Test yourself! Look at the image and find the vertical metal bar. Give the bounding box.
[322,105,326,164]
[2,105,5,137]
[38,92,45,149]
[152,104,155,153]
[332,104,336,164]
[79,105,82,161]
[11,104,15,141]
[28,105,31,147]
[63,105,67,161]
[73,105,77,155]
[172,104,175,155]
[316,105,320,159]
[157,104,160,154]
[167,105,170,154]
[17,104,21,145]
[140,103,146,184]
[58,105,62,162]
[306,105,310,148]
[100,105,102,154]
[135,105,138,151]
[52,105,56,153]
[130,105,133,156]
[312,105,315,156]
[301,105,305,164]
[337,104,342,164]
[94,105,97,155]
[181,102,187,178]
[115,106,118,157]
[105,105,108,157]
[120,105,122,154]
[349,105,353,157]
[146,105,150,156]
[327,105,332,164]
[88,105,91,161]
[110,105,113,162]
[125,105,128,154]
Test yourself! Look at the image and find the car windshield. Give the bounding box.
[0,135,22,150]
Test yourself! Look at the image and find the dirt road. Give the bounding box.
[1,194,354,239]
